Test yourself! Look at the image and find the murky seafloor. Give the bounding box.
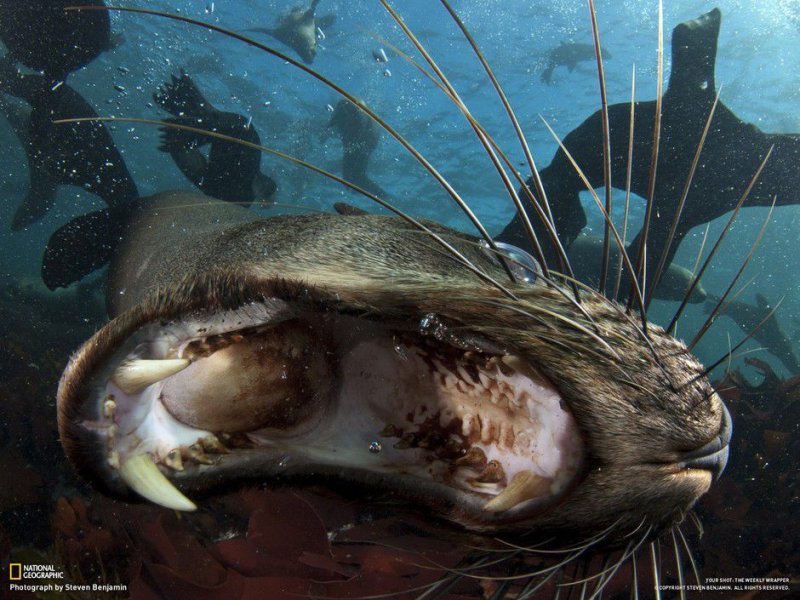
[0,1,797,598]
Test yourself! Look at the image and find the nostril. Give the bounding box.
[677,401,732,480]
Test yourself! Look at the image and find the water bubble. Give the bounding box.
[393,339,408,360]
[368,441,382,454]
[485,242,542,285]
[326,103,335,112]
[383,68,392,78]
[372,48,389,63]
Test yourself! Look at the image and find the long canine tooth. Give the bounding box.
[112,359,190,394]
[119,454,197,511]
[483,471,552,513]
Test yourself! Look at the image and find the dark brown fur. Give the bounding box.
[59,191,722,545]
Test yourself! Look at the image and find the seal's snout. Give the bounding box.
[678,401,732,481]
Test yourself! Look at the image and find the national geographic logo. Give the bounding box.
[7,562,128,594]
[7,563,65,594]
[8,563,64,580]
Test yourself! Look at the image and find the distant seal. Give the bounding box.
[705,293,800,375]
[0,57,139,289]
[246,0,336,64]
[540,41,611,85]
[0,0,120,81]
[323,98,385,198]
[0,92,58,230]
[567,234,706,303]
[501,8,800,297]
[153,69,277,207]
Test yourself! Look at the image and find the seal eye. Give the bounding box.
[482,241,542,284]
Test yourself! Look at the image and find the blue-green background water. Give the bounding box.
[1,0,798,379]
[0,1,798,596]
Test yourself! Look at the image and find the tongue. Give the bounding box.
[161,322,333,432]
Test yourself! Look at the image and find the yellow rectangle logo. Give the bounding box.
[9,563,22,580]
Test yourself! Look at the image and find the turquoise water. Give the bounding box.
[0,1,798,597]
[1,0,798,378]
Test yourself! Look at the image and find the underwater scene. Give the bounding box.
[0,0,797,598]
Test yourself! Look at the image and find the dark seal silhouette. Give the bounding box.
[500,8,800,296]
[323,98,385,198]
[246,0,336,64]
[153,69,277,207]
[0,1,117,81]
[0,58,139,289]
[705,293,800,375]
[540,41,611,84]
[0,93,58,230]
[0,69,137,229]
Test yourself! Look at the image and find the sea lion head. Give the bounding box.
[279,6,319,64]
[56,196,730,549]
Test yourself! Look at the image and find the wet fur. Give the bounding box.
[60,192,720,545]
[48,3,741,594]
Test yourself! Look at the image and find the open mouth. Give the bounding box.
[73,297,584,527]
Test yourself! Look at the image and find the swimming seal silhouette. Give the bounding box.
[540,40,612,84]
[246,0,336,64]
[0,58,139,289]
[501,8,800,298]
[0,0,120,81]
[0,92,58,230]
[153,69,277,207]
[705,293,800,375]
[323,98,385,198]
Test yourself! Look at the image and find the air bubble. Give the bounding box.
[368,441,382,454]
[393,340,408,360]
[372,48,389,63]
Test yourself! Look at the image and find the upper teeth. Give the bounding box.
[112,358,190,394]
